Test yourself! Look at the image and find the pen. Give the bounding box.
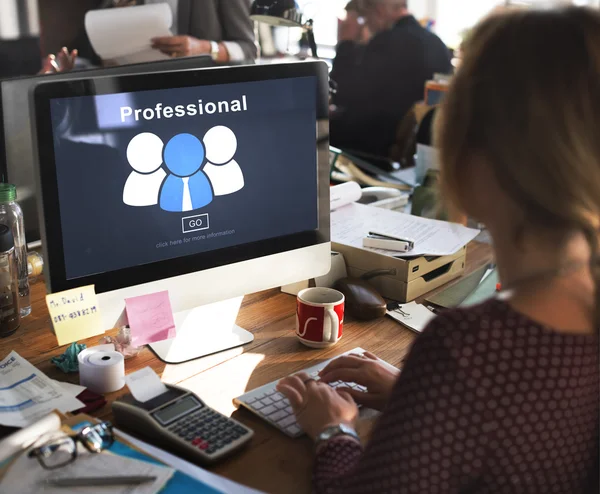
[46,475,157,487]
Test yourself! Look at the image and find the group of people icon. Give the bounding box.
[122,126,245,213]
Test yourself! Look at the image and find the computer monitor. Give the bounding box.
[31,61,331,363]
[0,56,216,245]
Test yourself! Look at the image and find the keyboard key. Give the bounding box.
[260,397,274,406]
[270,392,285,401]
[246,396,258,404]
[261,405,277,416]
[287,424,302,435]
[270,410,290,422]
[252,401,265,411]
[274,401,288,410]
[279,415,297,428]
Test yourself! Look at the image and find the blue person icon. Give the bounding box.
[159,133,213,212]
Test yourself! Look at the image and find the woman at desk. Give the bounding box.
[278,6,599,494]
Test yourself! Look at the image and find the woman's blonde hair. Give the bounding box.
[436,7,600,321]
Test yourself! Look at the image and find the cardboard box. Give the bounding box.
[332,242,466,302]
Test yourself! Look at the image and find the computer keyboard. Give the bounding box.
[233,347,398,438]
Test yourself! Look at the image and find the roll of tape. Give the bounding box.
[78,344,125,394]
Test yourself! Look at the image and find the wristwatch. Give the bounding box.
[316,423,359,446]
[210,41,220,61]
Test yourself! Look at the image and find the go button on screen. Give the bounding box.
[182,213,210,233]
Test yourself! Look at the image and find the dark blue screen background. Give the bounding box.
[50,77,318,279]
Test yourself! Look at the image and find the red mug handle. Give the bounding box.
[326,308,339,343]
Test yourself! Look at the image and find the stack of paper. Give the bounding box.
[85,3,173,65]
[0,351,85,428]
[331,202,480,258]
[386,302,436,333]
[2,447,174,494]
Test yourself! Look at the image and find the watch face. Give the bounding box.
[319,424,358,442]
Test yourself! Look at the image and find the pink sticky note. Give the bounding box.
[125,291,176,346]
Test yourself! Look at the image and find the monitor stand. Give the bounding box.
[148,297,254,364]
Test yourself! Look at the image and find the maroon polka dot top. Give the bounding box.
[314,299,599,494]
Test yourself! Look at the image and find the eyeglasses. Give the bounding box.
[28,422,114,470]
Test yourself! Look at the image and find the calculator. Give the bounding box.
[112,383,253,464]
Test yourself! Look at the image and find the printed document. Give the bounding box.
[85,3,173,65]
[2,447,174,494]
[0,351,84,428]
[331,203,480,258]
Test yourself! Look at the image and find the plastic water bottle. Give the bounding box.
[0,184,30,317]
[0,224,20,337]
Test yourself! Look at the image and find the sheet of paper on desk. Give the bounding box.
[125,367,168,403]
[85,3,172,65]
[0,351,84,428]
[126,290,176,346]
[387,302,436,333]
[331,203,480,257]
[1,447,174,494]
[118,430,264,494]
[46,285,105,346]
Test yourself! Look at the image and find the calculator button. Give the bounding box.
[192,438,202,446]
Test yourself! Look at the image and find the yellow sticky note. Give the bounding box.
[46,285,105,346]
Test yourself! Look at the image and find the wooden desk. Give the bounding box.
[3,242,492,493]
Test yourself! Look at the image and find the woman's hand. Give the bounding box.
[276,372,358,441]
[151,35,210,58]
[39,47,78,74]
[319,352,400,411]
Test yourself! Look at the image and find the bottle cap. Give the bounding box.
[0,184,16,203]
[0,224,14,253]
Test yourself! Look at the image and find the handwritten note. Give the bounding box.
[125,291,176,347]
[46,285,104,346]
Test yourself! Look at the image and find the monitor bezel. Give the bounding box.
[32,61,330,295]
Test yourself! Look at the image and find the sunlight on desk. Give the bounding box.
[174,352,266,416]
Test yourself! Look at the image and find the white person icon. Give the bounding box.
[122,132,167,206]
[202,125,245,196]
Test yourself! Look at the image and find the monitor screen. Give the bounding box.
[1,56,218,244]
[48,77,319,281]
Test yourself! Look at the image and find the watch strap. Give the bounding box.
[315,423,359,447]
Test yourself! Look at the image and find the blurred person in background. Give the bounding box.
[330,0,451,159]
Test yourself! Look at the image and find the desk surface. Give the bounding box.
[4,242,492,493]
